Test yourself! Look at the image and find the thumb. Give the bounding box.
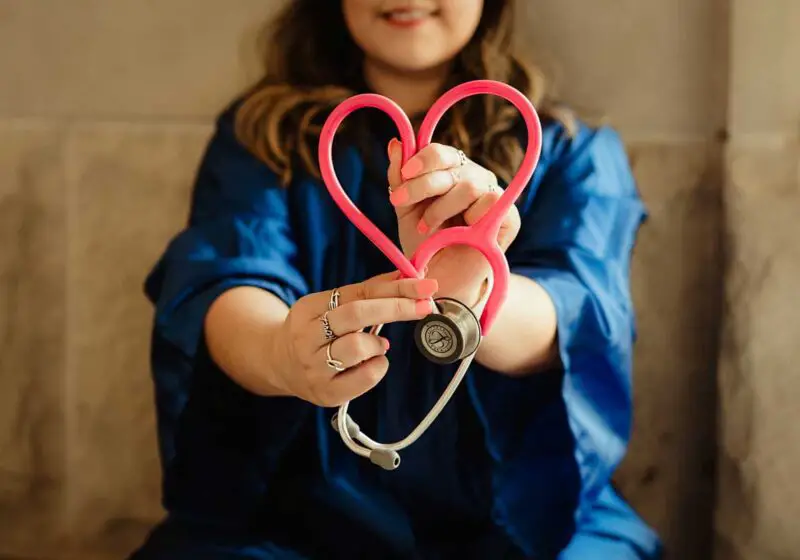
[387,138,403,190]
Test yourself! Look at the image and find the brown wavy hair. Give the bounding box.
[234,0,574,187]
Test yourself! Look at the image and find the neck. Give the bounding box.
[363,58,450,117]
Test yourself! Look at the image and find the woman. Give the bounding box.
[133,1,662,558]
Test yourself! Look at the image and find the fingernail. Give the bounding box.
[387,138,400,157]
[416,219,429,234]
[418,278,438,297]
[416,299,434,316]
[389,186,408,206]
[401,157,423,180]
[381,337,390,351]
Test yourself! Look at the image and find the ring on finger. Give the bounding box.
[326,342,345,372]
[449,167,461,186]
[328,288,341,311]
[321,311,338,341]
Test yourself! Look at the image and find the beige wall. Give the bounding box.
[520,0,729,140]
[526,4,729,558]
[0,1,795,559]
[519,4,728,559]
[715,1,800,559]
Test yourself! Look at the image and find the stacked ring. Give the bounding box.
[324,288,344,372]
[329,288,340,311]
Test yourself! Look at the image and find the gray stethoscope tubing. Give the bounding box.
[331,273,494,471]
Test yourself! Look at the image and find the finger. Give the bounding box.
[400,143,462,180]
[322,355,390,407]
[387,138,403,190]
[305,274,436,313]
[462,189,501,226]
[390,169,459,207]
[336,276,438,307]
[319,332,389,370]
[419,179,486,233]
[463,188,521,251]
[324,297,435,343]
[497,206,522,251]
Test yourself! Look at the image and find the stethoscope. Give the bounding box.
[317,79,543,470]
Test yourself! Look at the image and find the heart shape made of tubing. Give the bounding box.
[318,79,543,334]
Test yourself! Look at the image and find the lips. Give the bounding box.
[381,6,439,27]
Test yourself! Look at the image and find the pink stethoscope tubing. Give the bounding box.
[318,79,543,334]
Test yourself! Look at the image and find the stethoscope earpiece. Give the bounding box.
[331,412,401,471]
[414,298,481,365]
[318,79,543,471]
[370,449,401,471]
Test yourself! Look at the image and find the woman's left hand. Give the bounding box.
[387,139,521,305]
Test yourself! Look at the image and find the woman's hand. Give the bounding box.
[386,139,521,304]
[269,272,437,407]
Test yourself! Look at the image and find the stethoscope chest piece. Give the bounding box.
[414,298,481,364]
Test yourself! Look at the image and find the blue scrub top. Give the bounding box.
[142,101,662,559]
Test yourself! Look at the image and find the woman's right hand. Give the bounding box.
[268,272,438,407]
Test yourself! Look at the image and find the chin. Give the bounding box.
[375,49,456,75]
[391,59,450,74]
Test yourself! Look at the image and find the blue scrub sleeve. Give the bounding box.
[144,106,312,470]
[148,107,309,353]
[466,125,650,557]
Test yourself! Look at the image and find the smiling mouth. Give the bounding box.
[380,7,440,27]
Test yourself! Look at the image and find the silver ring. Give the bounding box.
[449,167,461,185]
[456,149,467,167]
[328,288,341,311]
[326,342,345,372]
[321,311,337,340]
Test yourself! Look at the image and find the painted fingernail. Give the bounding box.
[387,138,400,157]
[416,219,429,234]
[389,186,408,205]
[401,157,423,180]
[416,299,434,316]
[381,337,391,351]
[418,278,438,297]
